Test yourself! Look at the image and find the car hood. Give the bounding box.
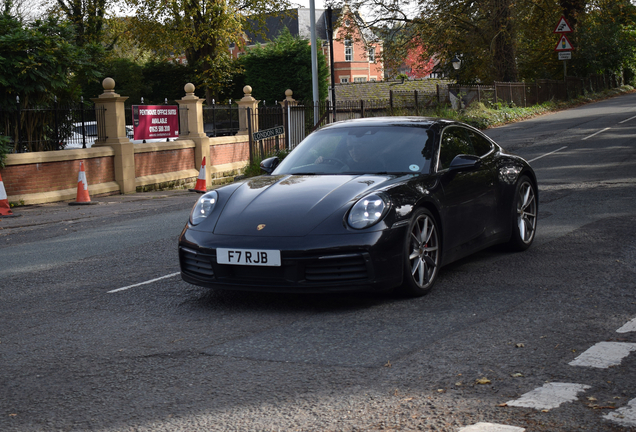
[213,174,393,236]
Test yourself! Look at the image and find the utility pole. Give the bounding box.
[310,0,319,125]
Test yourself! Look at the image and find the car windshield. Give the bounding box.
[273,125,434,175]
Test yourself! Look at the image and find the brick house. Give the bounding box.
[232,6,384,84]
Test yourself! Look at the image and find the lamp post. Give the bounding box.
[451,55,462,110]
[451,55,461,71]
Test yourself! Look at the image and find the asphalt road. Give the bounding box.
[1,93,635,432]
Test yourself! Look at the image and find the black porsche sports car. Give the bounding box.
[179,117,537,297]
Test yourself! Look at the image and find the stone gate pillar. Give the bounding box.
[91,77,135,194]
[176,83,211,188]
[236,86,260,136]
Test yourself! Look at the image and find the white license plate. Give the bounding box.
[216,248,281,267]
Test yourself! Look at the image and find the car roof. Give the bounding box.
[318,116,455,131]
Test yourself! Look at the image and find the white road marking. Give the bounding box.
[458,423,525,432]
[582,127,611,140]
[108,272,181,293]
[506,382,590,410]
[619,115,636,124]
[527,146,568,163]
[569,341,636,368]
[617,318,636,333]
[604,398,636,427]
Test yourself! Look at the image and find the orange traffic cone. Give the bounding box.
[0,172,20,217]
[69,160,98,206]
[190,156,207,193]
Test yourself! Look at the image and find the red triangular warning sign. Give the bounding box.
[554,34,574,51]
[553,16,573,33]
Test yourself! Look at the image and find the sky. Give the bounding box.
[295,0,328,9]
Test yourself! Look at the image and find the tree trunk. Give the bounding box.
[491,0,518,82]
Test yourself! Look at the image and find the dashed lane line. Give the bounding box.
[582,127,611,140]
[617,317,636,333]
[506,383,591,410]
[568,341,636,369]
[604,398,636,427]
[527,146,568,163]
[458,423,525,431]
[497,317,636,428]
[107,272,181,293]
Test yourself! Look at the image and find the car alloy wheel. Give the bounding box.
[509,176,537,251]
[400,208,440,296]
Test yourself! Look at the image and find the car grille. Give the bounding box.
[226,265,286,280]
[181,247,371,286]
[180,247,214,278]
[304,254,369,282]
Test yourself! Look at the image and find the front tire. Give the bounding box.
[398,208,440,297]
[508,176,537,251]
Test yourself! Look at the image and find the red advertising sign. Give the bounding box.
[132,105,179,140]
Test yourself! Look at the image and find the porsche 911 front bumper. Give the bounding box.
[178,226,406,293]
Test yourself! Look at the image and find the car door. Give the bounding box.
[436,126,497,254]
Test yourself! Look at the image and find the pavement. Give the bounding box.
[0,189,201,234]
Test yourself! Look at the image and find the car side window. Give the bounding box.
[467,130,493,157]
[439,127,475,170]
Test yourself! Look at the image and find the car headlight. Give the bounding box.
[190,191,218,225]
[347,193,390,229]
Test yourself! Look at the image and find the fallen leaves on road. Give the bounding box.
[475,377,491,385]
[588,404,617,410]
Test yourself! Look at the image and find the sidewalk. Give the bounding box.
[0,189,200,230]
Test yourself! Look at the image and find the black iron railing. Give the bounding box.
[203,103,239,137]
[0,98,104,152]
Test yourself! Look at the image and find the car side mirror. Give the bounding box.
[260,156,280,174]
[449,154,481,172]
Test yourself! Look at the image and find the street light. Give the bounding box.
[451,55,461,70]
[450,55,462,110]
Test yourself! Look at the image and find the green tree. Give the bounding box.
[0,12,94,108]
[125,0,294,104]
[0,12,97,150]
[347,0,519,83]
[48,0,111,47]
[80,58,200,103]
[573,0,636,81]
[347,0,636,84]
[236,27,329,103]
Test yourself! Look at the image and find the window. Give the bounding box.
[368,47,376,63]
[438,127,474,170]
[340,77,349,83]
[345,39,353,61]
[466,130,493,156]
[354,77,367,83]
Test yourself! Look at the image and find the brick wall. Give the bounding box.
[210,141,249,165]
[1,137,251,205]
[2,156,115,196]
[135,148,195,177]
